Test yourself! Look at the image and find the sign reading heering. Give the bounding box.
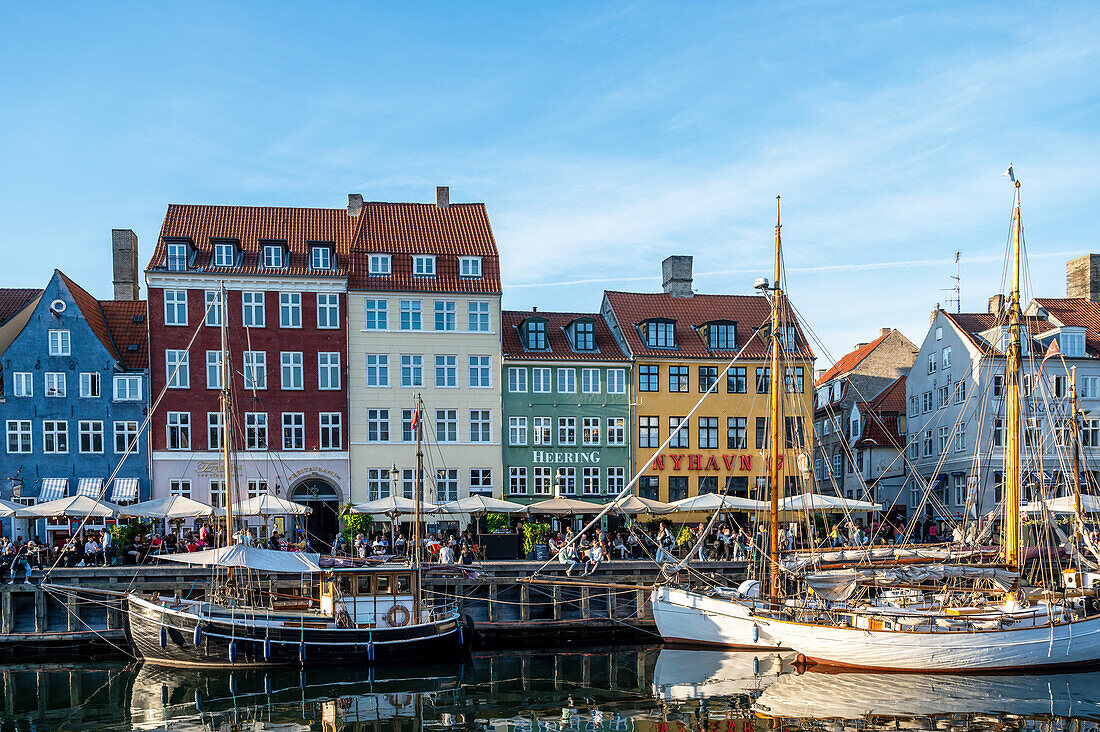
[531,450,602,464]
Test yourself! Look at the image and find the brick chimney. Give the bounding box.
[436,186,449,209]
[347,194,364,217]
[988,294,1005,316]
[111,229,139,301]
[1067,254,1100,301]
[662,255,693,298]
[880,327,893,338]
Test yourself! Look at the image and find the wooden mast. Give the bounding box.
[768,196,783,603]
[413,393,423,571]
[219,286,236,574]
[1004,180,1022,571]
[1072,366,1084,533]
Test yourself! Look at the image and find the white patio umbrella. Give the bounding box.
[215,494,312,517]
[120,495,215,520]
[438,496,525,516]
[671,493,768,512]
[0,498,26,517]
[1023,495,1100,514]
[16,494,121,518]
[524,497,604,515]
[778,493,882,513]
[610,495,677,515]
[350,495,440,517]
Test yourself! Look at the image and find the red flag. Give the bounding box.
[1037,338,1061,377]
[410,403,420,431]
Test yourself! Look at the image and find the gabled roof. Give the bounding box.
[56,271,147,371]
[854,375,907,449]
[502,310,627,362]
[815,331,891,386]
[0,288,42,326]
[57,271,120,362]
[1032,298,1100,356]
[602,291,812,360]
[941,310,1051,355]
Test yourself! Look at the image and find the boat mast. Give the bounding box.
[768,196,783,603]
[219,286,236,568]
[413,394,423,571]
[1004,181,1022,571]
[1072,367,1084,533]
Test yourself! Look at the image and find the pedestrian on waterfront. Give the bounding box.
[439,541,456,564]
[394,532,407,555]
[11,542,31,583]
[928,521,939,543]
[655,523,675,563]
[458,545,474,565]
[84,534,103,566]
[583,541,605,575]
[354,532,367,558]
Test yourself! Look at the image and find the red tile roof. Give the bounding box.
[0,288,42,326]
[502,310,628,361]
[58,271,120,362]
[1032,298,1100,356]
[102,300,149,370]
[854,375,907,449]
[942,310,1051,354]
[815,331,891,386]
[602,291,812,360]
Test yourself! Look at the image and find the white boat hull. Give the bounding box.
[653,649,793,701]
[651,587,786,650]
[762,612,1100,671]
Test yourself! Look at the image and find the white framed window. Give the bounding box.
[6,420,31,453]
[12,372,31,397]
[557,368,576,393]
[281,351,303,390]
[470,410,491,442]
[207,412,223,450]
[400,355,423,387]
[435,355,457,387]
[581,368,601,393]
[242,291,265,327]
[938,425,950,453]
[928,352,938,373]
[533,467,552,495]
[469,355,491,388]
[247,479,268,499]
[213,242,235,267]
[282,412,305,450]
[582,417,600,445]
[583,467,600,495]
[204,290,222,326]
[935,326,943,341]
[365,354,390,387]
[558,467,576,495]
[166,241,188,271]
[262,244,284,268]
[468,301,490,331]
[459,256,482,278]
[942,346,952,368]
[955,426,966,452]
[209,480,226,509]
[508,367,528,392]
[45,371,66,397]
[205,351,223,390]
[318,352,340,390]
[533,417,552,445]
[319,413,342,449]
[113,421,138,454]
[955,380,967,404]
[113,375,142,401]
[532,368,551,393]
[369,254,391,275]
[434,300,456,331]
[399,300,422,330]
[607,369,626,394]
[79,372,100,398]
[166,412,190,450]
[279,292,302,328]
[436,410,457,442]
[311,245,332,270]
[48,329,71,356]
[607,467,625,495]
[366,409,390,442]
[508,416,528,445]
[317,294,339,329]
[164,290,188,326]
[606,417,625,445]
[401,409,416,442]
[436,469,458,502]
[245,412,268,450]
[170,479,192,499]
[413,255,436,277]
[509,467,528,495]
[558,416,576,445]
[165,350,189,389]
[243,351,267,390]
[364,299,388,330]
[78,420,104,453]
[43,420,68,453]
[470,468,492,495]
[366,468,391,501]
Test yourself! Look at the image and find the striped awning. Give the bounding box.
[39,478,68,502]
[76,478,104,499]
[111,478,139,505]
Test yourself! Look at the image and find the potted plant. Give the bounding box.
[522,522,551,560]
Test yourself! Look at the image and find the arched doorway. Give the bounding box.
[290,480,340,552]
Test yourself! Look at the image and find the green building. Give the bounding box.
[501,310,632,512]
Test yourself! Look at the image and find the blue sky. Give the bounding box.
[3,2,1099,366]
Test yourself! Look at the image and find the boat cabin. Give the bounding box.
[319,568,420,629]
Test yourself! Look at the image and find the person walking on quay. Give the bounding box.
[655,523,676,564]
[439,540,456,564]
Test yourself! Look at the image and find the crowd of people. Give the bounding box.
[339,529,480,565]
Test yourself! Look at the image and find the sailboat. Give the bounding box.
[744,175,1100,671]
[123,287,469,667]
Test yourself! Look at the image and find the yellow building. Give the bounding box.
[600,256,815,503]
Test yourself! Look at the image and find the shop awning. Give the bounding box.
[111,478,139,504]
[39,478,68,502]
[76,478,104,499]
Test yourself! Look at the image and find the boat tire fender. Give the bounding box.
[228,640,238,664]
[752,624,759,643]
[385,604,411,627]
[192,624,203,646]
[263,638,273,660]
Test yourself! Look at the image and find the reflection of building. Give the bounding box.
[145,205,351,544]
[346,188,502,507]
[601,256,814,503]
[0,233,148,540]
[501,309,631,505]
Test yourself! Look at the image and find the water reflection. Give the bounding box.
[4,647,1100,731]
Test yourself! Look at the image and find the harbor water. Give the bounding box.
[5,646,1100,731]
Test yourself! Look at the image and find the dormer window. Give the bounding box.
[704,321,736,350]
[413,255,436,277]
[166,241,189,271]
[643,319,676,349]
[310,245,333,270]
[213,241,236,268]
[571,320,595,351]
[1060,328,1086,357]
[262,243,285,269]
[524,319,548,350]
[459,257,482,278]
[369,254,391,275]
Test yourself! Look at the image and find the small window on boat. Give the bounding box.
[376,575,391,593]
[396,574,411,593]
[337,575,353,595]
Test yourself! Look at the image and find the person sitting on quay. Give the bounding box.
[582,540,605,576]
[393,531,407,556]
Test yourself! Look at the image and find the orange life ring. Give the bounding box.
[385,604,411,627]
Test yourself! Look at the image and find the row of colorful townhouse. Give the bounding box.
[0,189,816,544]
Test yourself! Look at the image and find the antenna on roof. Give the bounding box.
[942,250,961,313]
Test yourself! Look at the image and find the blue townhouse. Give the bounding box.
[0,231,149,542]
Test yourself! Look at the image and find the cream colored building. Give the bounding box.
[346,189,504,513]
